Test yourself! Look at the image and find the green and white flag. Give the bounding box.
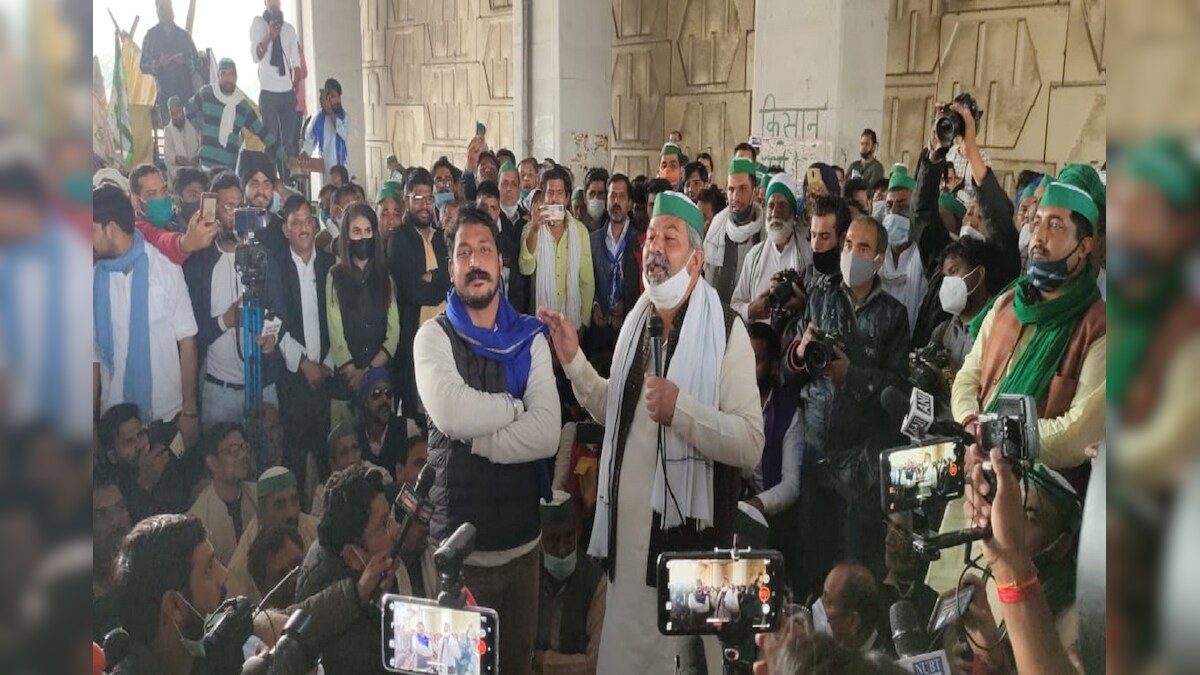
[110,30,133,170]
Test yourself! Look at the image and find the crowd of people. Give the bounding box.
[64,5,1197,672]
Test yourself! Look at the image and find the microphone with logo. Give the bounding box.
[389,463,436,561]
[880,386,974,446]
[889,600,952,674]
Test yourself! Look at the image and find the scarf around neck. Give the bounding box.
[443,289,546,399]
[312,109,347,168]
[535,216,583,328]
[94,231,154,420]
[210,84,246,147]
[604,221,632,308]
[703,204,764,270]
[1107,266,1183,409]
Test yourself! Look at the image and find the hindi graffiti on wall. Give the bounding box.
[756,137,833,176]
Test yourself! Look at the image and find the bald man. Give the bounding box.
[815,563,889,658]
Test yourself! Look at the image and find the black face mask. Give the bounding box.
[333,104,344,116]
[812,246,840,275]
[349,238,376,261]
[179,200,201,224]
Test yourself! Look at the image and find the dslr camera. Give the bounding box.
[935,92,984,147]
[908,344,951,402]
[768,268,804,313]
[785,328,844,377]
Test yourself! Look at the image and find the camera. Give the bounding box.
[785,328,844,377]
[978,393,1040,473]
[233,207,270,294]
[908,344,951,402]
[768,268,804,312]
[935,92,983,147]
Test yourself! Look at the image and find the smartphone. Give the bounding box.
[475,121,486,136]
[201,192,217,222]
[381,594,498,674]
[261,316,283,339]
[542,203,565,222]
[234,207,268,237]
[928,584,974,635]
[656,550,785,636]
[879,438,966,514]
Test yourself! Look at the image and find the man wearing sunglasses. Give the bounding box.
[355,366,403,468]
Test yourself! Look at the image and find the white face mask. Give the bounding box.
[500,201,519,221]
[883,213,911,247]
[644,252,695,310]
[1019,223,1034,251]
[871,200,887,221]
[841,249,878,288]
[811,597,833,636]
[959,225,986,242]
[586,198,606,222]
[766,219,793,247]
[938,267,981,316]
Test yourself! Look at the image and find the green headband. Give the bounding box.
[376,181,402,203]
[328,409,357,447]
[572,186,584,200]
[1040,181,1098,227]
[728,157,757,177]
[257,468,296,499]
[661,143,684,158]
[1123,135,1200,209]
[540,491,575,525]
[1057,163,1106,207]
[764,177,796,212]
[757,172,771,188]
[651,190,704,237]
[1020,176,1044,203]
[888,165,915,192]
[498,160,518,177]
[218,58,236,72]
[938,192,966,219]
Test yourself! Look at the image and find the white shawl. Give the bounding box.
[210,84,246,147]
[703,204,765,278]
[878,244,926,337]
[588,279,727,559]
[535,217,583,328]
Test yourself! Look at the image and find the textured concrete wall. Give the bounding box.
[882,0,1106,193]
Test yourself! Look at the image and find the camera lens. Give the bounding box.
[935,113,958,145]
[804,342,832,374]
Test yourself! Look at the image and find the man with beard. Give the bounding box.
[704,158,766,304]
[541,192,763,674]
[354,367,404,466]
[731,172,809,325]
[414,205,560,675]
[93,468,132,642]
[520,165,596,329]
[586,173,641,372]
[847,129,884,188]
[236,149,291,254]
[184,58,288,173]
[389,167,452,420]
[140,0,202,127]
[302,78,350,182]
[181,170,285,429]
[225,466,319,602]
[188,423,259,565]
[163,96,200,178]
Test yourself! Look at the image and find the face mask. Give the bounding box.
[144,196,174,227]
[62,171,93,205]
[520,189,529,201]
[1027,240,1083,293]
[883,213,910,247]
[501,201,519,221]
[644,252,695,310]
[1104,247,1155,286]
[434,191,454,208]
[179,200,202,224]
[543,549,578,581]
[841,249,877,288]
[939,267,981,316]
[586,198,606,221]
[172,592,208,659]
[320,207,330,223]
[871,200,887,221]
[959,225,986,242]
[766,220,793,247]
[811,598,832,636]
[349,237,376,261]
[270,191,281,214]
[812,247,839,275]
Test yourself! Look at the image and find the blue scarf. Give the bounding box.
[94,231,154,420]
[444,289,552,498]
[311,109,348,168]
[604,223,631,309]
[0,224,66,429]
[416,633,430,648]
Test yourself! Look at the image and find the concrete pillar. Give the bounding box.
[514,0,612,178]
[298,0,366,184]
[751,0,888,171]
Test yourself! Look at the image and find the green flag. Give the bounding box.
[110,30,134,169]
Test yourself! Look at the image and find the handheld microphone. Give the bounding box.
[390,464,437,560]
[890,599,954,674]
[648,315,664,378]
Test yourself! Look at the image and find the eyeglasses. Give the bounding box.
[369,387,393,401]
[411,195,432,204]
[434,178,455,187]
[219,440,249,458]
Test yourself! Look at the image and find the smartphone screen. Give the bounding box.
[234,207,268,237]
[880,438,965,514]
[656,551,784,635]
[542,204,565,222]
[381,594,498,674]
[928,584,974,634]
[201,192,217,222]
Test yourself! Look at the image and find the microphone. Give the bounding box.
[648,315,664,378]
[881,386,974,446]
[890,599,954,674]
[390,464,437,560]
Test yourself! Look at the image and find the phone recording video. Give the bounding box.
[381,595,498,675]
[880,438,965,513]
[234,207,268,238]
[201,192,217,222]
[657,551,784,635]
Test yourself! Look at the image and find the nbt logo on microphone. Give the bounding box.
[897,650,951,675]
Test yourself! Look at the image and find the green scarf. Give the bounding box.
[1106,266,1184,409]
[971,267,1100,412]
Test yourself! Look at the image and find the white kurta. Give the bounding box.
[729,236,805,323]
[879,244,926,338]
[561,310,764,674]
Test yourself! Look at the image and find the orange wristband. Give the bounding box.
[996,578,1041,604]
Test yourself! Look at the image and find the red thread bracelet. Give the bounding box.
[996,578,1041,604]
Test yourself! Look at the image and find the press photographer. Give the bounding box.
[732,172,811,324]
[782,214,910,595]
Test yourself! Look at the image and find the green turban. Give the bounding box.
[651,190,704,237]
[888,164,916,192]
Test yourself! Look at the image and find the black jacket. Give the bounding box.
[387,217,451,418]
[182,239,285,386]
[272,246,334,366]
[295,541,389,675]
[499,206,532,313]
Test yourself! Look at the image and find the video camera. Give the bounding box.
[935,92,983,147]
[233,207,270,293]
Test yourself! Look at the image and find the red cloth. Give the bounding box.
[135,216,188,264]
[92,642,105,675]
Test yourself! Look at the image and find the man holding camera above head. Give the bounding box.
[541,191,763,674]
[783,215,910,596]
[732,172,810,326]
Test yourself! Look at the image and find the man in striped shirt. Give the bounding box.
[183,58,288,175]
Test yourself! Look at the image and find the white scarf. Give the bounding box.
[535,216,583,328]
[878,244,926,336]
[587,279,726,559]
[210,84,246,147]
[704,204,764,268]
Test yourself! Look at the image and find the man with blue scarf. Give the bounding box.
[302,78,350,182]
[414,205,561,675]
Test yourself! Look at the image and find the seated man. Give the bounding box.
[534,491,607,675]
[354,366,405,466]
[378,433,430,488]
[186,423,257,565]
[247,524,306,609]
[226,466,320,602]
[813,563,890,658]
[311,415,366,518]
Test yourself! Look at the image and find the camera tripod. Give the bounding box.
[236,235,268,470]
